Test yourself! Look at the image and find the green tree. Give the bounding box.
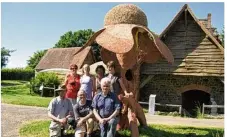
[1,47,15,68]
[54,29,101,61]
[219,28,224,47]
[27,50,47,69]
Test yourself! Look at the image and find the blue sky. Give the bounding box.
[1,2,224,68]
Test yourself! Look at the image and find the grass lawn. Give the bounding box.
[19,120,224,137]
[1,80,52,107]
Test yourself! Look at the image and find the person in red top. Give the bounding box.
[64,64,80,106]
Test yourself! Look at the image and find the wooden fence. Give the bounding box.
[202,103,224,116]
[138,101,182,114]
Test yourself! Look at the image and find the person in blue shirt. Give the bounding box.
[92,77,121,137]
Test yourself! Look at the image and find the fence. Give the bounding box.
[202,103,224,116]
[138,101,182,114]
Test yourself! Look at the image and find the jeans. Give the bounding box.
[100,117,119,137]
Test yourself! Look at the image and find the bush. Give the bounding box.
[1,68,35,81]
[30,72,61,97]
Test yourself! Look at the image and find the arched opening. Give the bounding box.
[182,90,210,116]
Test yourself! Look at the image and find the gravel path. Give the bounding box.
[145,113,224,128]
[1,103,48,137]
[1,103,224,137]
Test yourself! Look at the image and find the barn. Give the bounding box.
[140,4,224,115]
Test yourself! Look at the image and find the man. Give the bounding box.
[73,90,94,137]
[92,77,121,137]
[48,85,73,137]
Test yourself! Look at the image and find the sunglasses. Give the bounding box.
[70,68,77,70]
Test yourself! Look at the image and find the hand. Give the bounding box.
[77,118,84,127]
[125,92,133,98]
[99,118,107,124]
[103,117,111,122]
[58,118,67,125]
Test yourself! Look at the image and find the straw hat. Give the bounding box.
[55,85,66,92]
[84,4,174,66]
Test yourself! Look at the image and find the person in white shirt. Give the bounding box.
[48,85,73,137]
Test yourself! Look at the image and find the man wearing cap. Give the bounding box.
[48,85,73,137]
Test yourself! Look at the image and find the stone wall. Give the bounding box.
[139,74,224,105]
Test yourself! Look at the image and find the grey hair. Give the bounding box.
[100,77,111,87]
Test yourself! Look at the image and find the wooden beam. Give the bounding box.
[139,75,154,89]
[185,9,188,29]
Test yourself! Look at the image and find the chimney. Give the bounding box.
[207,13,211,29]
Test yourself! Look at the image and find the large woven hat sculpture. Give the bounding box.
[80,4,174,137]
[83,4,174,69]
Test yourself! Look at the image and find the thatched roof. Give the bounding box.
[35,46,95,71]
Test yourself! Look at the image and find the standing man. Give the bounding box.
[92,77,121,137]
[48,85,73,137]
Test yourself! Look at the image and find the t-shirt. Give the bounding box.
[73,100,92,118]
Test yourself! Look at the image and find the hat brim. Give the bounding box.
[55,89,65,92]
[96,24,174,64]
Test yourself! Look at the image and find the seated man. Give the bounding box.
[48,85,73,137]
[92,77,121,137]
[73,90,94,137]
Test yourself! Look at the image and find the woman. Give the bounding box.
[106,61,132,97]
[106,61,134,130]
[95,65,106,94]
[80,64,95,104]
[64,64,80,106]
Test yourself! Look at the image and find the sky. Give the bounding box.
[1,2,224,68]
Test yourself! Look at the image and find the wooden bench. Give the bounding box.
[39,83,57,97]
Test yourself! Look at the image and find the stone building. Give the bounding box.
[140,4,224,114]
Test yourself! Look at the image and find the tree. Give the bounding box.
[54,29,101,61]
[1,47,15,68]
[219,28,224,47]
[27,50,47,69]
[27,29,101,69]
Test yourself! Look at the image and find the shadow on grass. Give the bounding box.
[114,125,223,137]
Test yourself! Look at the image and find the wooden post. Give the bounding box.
[41,88,44,97]
[179,106,182,115]
[54,85,56,97]
[202,103,205,116]
[148,94,156,115]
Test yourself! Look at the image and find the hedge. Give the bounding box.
[1,68,35,81]
[30,72,61,96]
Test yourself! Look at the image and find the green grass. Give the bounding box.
[1,80,52,107]
[19,120,224,137]
[19,120,50,137]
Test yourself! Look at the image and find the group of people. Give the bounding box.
[48,61,134,137]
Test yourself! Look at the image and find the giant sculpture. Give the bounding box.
[80,4,174,137]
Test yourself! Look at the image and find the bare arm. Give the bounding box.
[106,109,120,120]
[80,110,93,122]
[48,111,67,125]
[48,111,61,122]
[93,108,102,122]
[92,76,96,97]
[63,73,70,86]
[118,78,132,95]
